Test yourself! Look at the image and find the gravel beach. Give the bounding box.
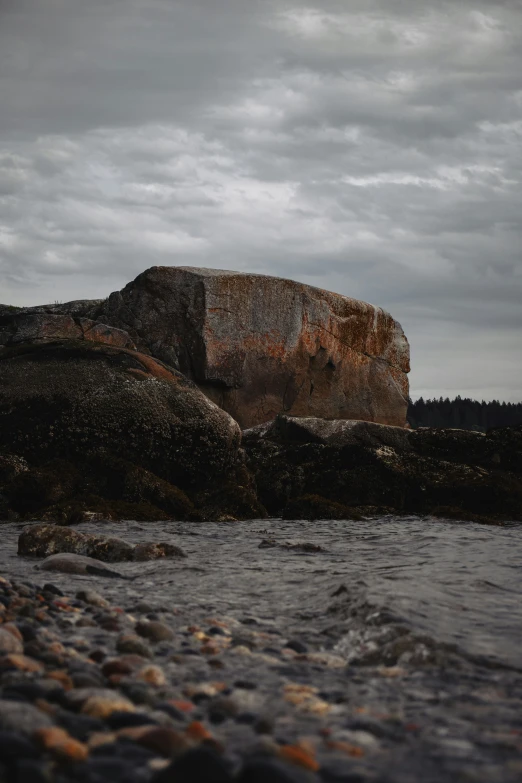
[1,517,522,782]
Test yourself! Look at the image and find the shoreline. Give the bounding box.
[1,517,522,782]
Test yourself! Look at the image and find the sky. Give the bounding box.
[1,0,521,402]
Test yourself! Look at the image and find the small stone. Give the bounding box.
[116,634,152,658]
[0,626,24,654]
[76,589,109,608]
[102,658,135,677]
[82,694,136,719]
[34,727,89,762]
[135,621,174,643]
[137,664,167,687]
[106,711,158,730]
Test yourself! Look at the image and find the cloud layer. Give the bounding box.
[1,0,521,400]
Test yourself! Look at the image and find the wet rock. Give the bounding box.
[18,524,88,558]
[87,535,135,562]
[18,524,180,563]
[0,731,40,762]
[35,553,125,578]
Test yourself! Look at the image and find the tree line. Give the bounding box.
[407,397,522,432]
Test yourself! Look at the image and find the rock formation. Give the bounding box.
[89,266,410,428]
[243,415,522,523]
[1,267,520,526]
[1,267,410,428]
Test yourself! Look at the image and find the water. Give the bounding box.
[2,515,522,668]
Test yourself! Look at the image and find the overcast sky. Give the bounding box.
[1,0,521,401]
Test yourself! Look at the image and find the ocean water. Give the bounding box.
[2,515,522,669]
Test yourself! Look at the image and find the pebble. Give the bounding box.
[117,634,153,658]
[82,693,137,719]
[76,589,109,608]
[34,726,89,762]
[135,621,175,643]
[0,626,24,654]
[137,664,167,686]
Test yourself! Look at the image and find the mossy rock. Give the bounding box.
[0,341,240,490]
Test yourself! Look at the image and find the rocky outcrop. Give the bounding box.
[18,524,186,562]
[88,266,410,428]
[244,416,522,523]
[0,341,240,485]
[0,341,256,522]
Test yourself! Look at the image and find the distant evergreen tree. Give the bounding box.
[407,397,522,431]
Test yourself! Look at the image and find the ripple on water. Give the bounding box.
[1,516,522,666]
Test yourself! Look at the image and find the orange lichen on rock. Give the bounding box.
[93,266,410,428]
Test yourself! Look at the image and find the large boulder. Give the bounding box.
[0,341,241,505]
[88,266,410,428]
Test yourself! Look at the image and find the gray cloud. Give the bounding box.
[1,0,521,401]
